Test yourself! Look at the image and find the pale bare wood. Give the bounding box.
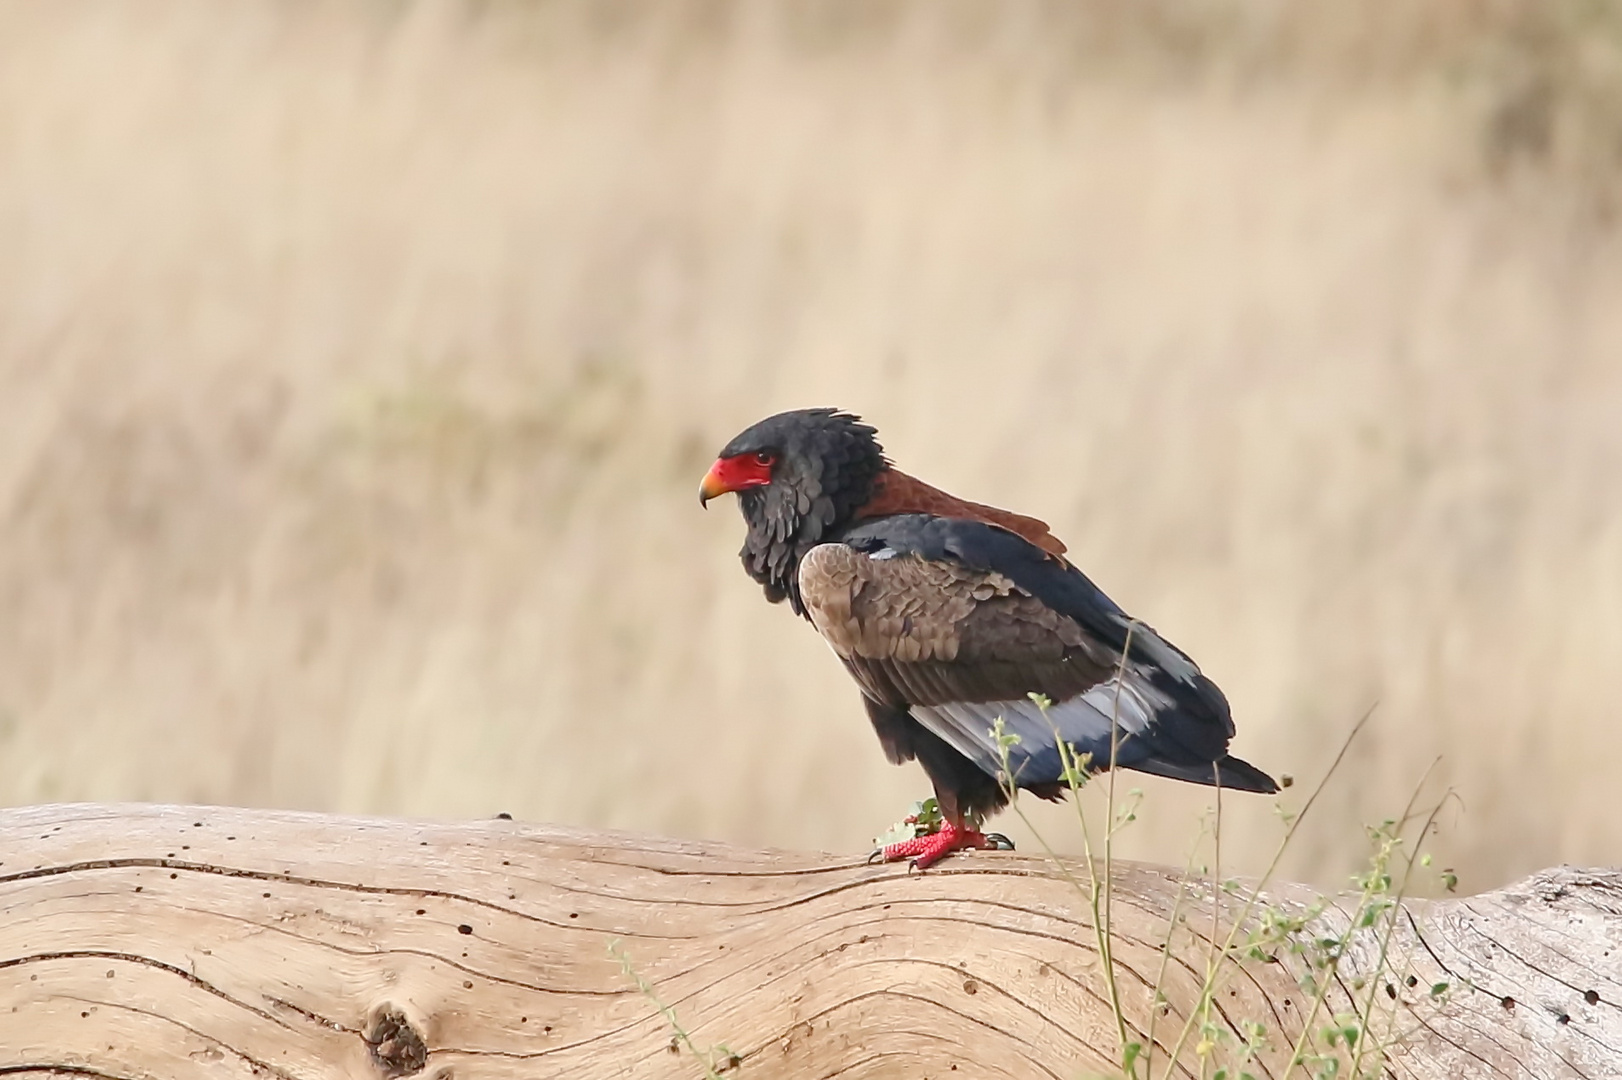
[0,804,1616,1079]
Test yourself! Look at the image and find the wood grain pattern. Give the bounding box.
[0,805,1617,1079]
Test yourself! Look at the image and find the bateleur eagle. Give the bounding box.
[701,408,1277,867]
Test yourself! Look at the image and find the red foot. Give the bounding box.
[877,821,994,870]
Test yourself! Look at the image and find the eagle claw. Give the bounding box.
[871,820,1010,869]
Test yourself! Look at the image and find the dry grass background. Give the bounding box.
[2,0,1621,891]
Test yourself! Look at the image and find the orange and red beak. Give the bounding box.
[699,454,775,507]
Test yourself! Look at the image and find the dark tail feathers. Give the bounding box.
[1126,753,1279,794]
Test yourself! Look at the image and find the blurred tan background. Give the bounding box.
[2,1,1619,892]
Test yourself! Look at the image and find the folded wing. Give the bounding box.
[799,515,1276,793]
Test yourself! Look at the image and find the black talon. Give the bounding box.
[984,832,1015,851]
[867,848,887,865]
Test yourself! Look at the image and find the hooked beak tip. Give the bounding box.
[698,463,731,508]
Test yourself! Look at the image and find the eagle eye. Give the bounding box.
[754,451,777,467]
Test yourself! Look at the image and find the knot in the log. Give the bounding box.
[0,804,1617,1079]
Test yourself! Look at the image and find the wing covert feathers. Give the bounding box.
[797,543,1092,665]
[798,542,1015,663]
[861,469,1068,560]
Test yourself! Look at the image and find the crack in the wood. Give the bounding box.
[0,858,687,940]
[624,914,1197,1078]
[556,861,1090,919]
[600,906,1176,1066]
[811,1046,1022,1080]
[53,993,301,1080]
[1014,956,1198,1079]
[754,1026,1025,1080]
[0,847,1216,971]
[434,979,1068,1072]
[1404,907,1469,991]
[0,950,296,1032]
[589,902,1106,1020]
[841,954,1201,1078]
[596,892,1283,1079]
[511,858,1196,925]
[1456,911,1622,1013]
[0,1068,139,1079]
[190,903,629,1000]
[1431,919,1622,1062]
[545,854,877,880]
[725,885,1213,989]
[264,994,359,1034]
[786,986,1070,1080]
[1158,906,1297,1048]
[1519,871,1622,915]
[194,902,635,1001]
[1487,901,1622,989]
[1329,965,1406,1078]
[1381,921,1596,1070]
[1425,984,1611,1080]
[1406,1009,1521,1079]
[855,955,1127,1054]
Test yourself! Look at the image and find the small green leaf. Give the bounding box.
[871,798,944,847]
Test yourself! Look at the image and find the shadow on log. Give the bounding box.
[0,804,1617,1078]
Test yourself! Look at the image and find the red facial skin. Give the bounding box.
[698,452,777,505]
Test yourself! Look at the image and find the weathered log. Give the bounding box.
[0,804,1616,1079]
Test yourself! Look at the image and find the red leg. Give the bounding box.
[877,819,997,869]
